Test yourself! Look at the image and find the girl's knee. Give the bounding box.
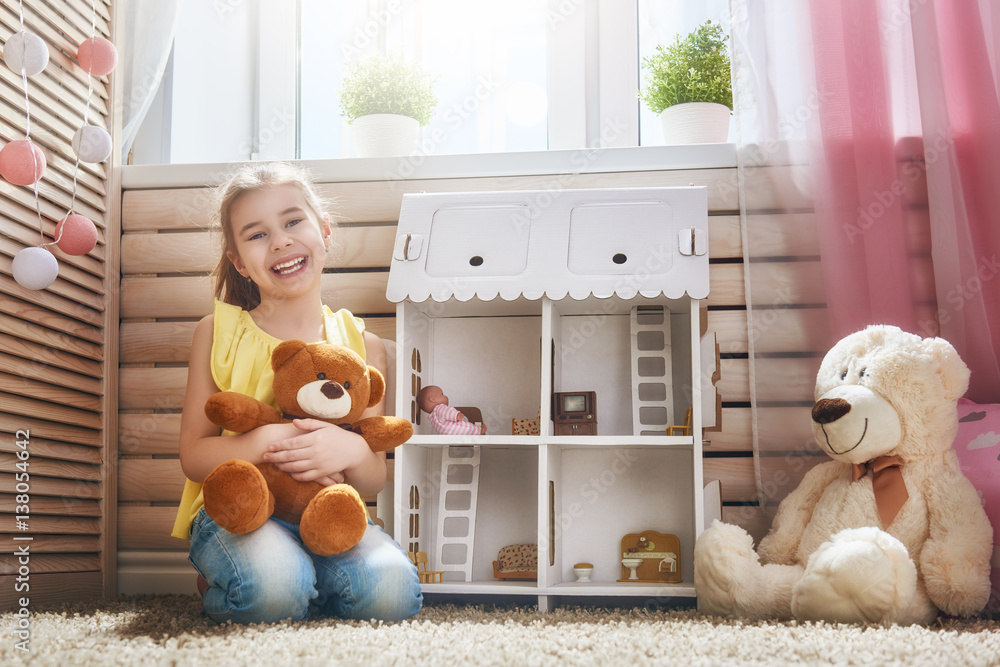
[204,565,316,624]
[350,553,423,621]
[195,521,319,625]
[376,563,424,620]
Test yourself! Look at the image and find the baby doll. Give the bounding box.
[417,385,486,435]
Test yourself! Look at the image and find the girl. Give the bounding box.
[171,162,422,624]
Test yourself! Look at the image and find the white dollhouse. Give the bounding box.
[387,186,720,610]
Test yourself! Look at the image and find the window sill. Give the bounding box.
[121,144,737,189]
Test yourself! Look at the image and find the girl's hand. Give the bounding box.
[261,418,366,483]
[314,473,346,486]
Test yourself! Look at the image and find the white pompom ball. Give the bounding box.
[12,246,59,290]
[72,125,113,163]
[3,31,49,77]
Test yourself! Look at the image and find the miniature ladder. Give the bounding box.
[434,445,481,582]
[630,306,674,435]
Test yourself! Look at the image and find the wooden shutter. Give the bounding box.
[0,0,117,608]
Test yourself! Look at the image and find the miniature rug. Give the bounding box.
[2,595,999,666]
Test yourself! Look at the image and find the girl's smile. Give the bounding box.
[271,256,308,276]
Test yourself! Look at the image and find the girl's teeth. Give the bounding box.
[272,258,305,274]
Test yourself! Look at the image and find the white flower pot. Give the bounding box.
[659,102,731,145]
[352,113,420,157]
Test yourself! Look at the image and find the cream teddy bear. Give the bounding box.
[695,325,993,624]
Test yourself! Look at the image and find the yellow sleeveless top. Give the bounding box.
[170,300,367,540]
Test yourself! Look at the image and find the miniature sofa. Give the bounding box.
[492,543,538,581]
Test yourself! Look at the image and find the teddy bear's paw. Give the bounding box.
[352,416,414,452]
[792,527,918,624]
[203,459,275,535]
[300,484,368,557]
[695,520,772,618]
[920,540,992,616]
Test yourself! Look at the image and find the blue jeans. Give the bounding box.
[188,507,423,624]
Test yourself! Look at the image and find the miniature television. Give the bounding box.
[552,391,596,422]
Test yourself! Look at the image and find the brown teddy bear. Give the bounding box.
[201,340,412,556]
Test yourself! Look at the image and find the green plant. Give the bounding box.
[639,20,732,113]
[339,53,438,126]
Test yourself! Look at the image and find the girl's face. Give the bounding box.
[226,184,331,300]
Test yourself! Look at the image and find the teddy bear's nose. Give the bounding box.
[812,398,851,424]
[321,382,344,400]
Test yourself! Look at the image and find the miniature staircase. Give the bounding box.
[434,445,481,582]
[630,306,674,435]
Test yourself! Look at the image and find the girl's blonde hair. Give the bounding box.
[211,162,332,311]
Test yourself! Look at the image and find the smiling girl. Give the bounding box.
[171,162,422,624]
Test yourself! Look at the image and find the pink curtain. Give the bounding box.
[808,0,1000,402]
[911,0,1000,402]
[731,0,1000,528]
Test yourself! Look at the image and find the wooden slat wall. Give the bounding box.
[118,151,934,563]
[0,0,115,609]
[118,166,767,560]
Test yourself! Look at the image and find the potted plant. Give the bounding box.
[639,20,732,144]
[339,53,438,157]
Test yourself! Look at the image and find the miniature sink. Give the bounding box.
[621,557,643,580]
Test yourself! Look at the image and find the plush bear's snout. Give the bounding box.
[321,382,344,400]
[813,398,851,424]
[296,379,353,420]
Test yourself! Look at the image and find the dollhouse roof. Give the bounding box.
[386,187,710,304]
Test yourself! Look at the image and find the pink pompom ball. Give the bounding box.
[77,36,118,77]
[12,246,59,290]
[0,139,46,186]
[56,214,98,256]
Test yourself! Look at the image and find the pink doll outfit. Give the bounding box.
[428,403,482,435]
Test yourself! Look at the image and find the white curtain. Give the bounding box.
[120,0,185,160]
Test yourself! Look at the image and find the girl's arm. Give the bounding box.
[263,331,389,497]
[178,314,304,483]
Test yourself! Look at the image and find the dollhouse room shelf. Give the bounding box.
[388,187,719,610]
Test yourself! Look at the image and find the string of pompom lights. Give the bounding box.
[3,0,118,291]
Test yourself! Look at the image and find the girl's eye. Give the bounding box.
[840,370,848,380]
[248,232,265,241]
[287,218,302,228]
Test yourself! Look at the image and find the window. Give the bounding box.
[299,0,549,159]
[132,0,731,164]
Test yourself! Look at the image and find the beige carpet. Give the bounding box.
[2,595,999,666]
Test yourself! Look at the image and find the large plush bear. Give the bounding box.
[202,340,412,556]
[695,325,993,624]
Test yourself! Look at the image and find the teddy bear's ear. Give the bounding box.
[926,337,970,402]
[272,340,308,371]
[367,366,385,408]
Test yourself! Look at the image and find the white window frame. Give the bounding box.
[270,0,644,156]
[137,0,704,163]
[254,0,298,160]
[595,0,640,148]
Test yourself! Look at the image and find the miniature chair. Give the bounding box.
[454,406,483,425]
[511,408,541,435]
[666,407,693,436]
[408,551,443,584]
[492,543,538,581]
